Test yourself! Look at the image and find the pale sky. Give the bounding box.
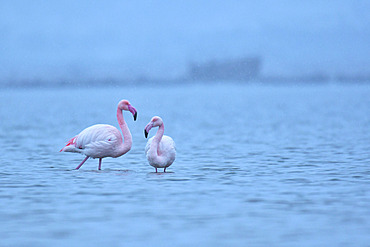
[0,0,369,82]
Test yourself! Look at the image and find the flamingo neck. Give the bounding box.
[151,123,164,156]
[116,108,132,156]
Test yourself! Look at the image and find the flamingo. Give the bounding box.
[60,100,137,170]
[144,116,176,173]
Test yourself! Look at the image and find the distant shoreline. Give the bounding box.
[1,76,370,89]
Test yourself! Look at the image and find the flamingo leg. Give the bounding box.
[164,167,167,173]
[155,167,158,173]
[75,156,89,170]
[98,158,102,170]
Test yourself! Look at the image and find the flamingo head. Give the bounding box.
[118,100,137,121]
[144,116,163,138]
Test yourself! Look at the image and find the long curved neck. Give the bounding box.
[117,107,132,156]
[151,123,164,156]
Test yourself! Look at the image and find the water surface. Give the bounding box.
[0,83,369,246]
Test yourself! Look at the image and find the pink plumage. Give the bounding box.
[144,116,176,173]
[60,100,137,170]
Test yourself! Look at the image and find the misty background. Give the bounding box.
[1,2,370,246]
[1,0,370,86]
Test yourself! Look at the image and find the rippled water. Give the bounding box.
[1,83,370,246]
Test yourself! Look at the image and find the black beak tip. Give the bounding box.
[134,112,137,121]
[144,130,148,138]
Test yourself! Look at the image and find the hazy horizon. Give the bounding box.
[1,0,369,84]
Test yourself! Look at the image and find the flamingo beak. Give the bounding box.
[144,122,153,138]
[144,129,148,138]
[128,105,137,121]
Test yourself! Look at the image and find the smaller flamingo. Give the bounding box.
[144,116,176,173]
[60,100,137,170]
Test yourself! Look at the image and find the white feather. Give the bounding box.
[145,135,176,168]
[64,124,122,158]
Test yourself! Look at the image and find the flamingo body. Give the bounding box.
[61,124,123,158]
[145,135,176,169]
[144,116,176,172]
[60,100,137,170]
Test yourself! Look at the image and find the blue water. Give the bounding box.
[0,83,370,246]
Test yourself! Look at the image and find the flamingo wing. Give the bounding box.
[62,124,121,158]
[160,135,176,154]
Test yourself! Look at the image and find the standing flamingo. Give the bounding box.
[144,116,176,172]
[60,100,137,170]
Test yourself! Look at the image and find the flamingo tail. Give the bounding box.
[60,136,77,152]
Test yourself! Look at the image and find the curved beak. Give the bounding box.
[128,105,137,121]
[144,122,153,138]
[144,129,148,138]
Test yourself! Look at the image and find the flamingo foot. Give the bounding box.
[75,156,89,170]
